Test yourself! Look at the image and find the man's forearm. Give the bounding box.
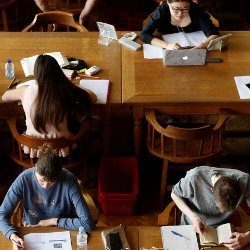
[171,192,197,221]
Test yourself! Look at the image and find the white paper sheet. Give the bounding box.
[161,225,199,250]
[234,76,250,99]
[23,231,72,250]
[79,79,110,104]
[162,31,207,47]
[143,44,163,59]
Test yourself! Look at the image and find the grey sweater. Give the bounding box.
[172,166,250,226]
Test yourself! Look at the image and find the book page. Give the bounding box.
[161,225,199,250]
[79,79,110,104]
[162,31,206,47]
[217,223,232,245]
[199,226,218,246]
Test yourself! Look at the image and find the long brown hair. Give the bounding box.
[33,54,91,133]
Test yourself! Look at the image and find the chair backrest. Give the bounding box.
[145,109,229,164]
[158,201,181,225]
[22,11,88,32]
[7,115,90,170]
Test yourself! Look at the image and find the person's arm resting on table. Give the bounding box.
[0,175,25,249]
[2,86,28,103]
[171,192,206,235]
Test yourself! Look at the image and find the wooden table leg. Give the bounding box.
[133,105,144,157]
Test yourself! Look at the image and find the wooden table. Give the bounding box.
[122,31,250,155]
[0,226,139,250]
[0,32,121,154]
[1,226,249,249]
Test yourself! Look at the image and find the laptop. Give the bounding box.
[163,49,207,66]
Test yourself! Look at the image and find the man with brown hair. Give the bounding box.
[0,146,94,250]
[171,166,250,249]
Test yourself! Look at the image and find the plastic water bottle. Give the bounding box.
[77,226,88,250]
[5,59,14,78]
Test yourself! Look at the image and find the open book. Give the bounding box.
[79,79,110,104]
[20,52,69,77]
[199,223,233,247]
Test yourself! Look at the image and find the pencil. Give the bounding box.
[8,77,16,89]
[78,74,100,79]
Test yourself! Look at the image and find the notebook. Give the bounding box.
[163,49,207,66]
[79,79,110,104]
[161,225,199,250]
[20,52,69,77]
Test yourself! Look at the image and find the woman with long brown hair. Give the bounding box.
[2,54,96,157]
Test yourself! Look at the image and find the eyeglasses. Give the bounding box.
[169,4,190,13]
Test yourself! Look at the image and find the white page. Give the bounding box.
[143,44,163,59]
[24,231,72,250]
[162,31,206,47]
[20,52,69,77]
[161,225,199,250]
[79,79,110,104]
[234,76,250,99]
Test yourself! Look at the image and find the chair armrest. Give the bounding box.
[68,118,91,142]
[145,109,167,133]
[213,109,230,131]
[158,201,177,225]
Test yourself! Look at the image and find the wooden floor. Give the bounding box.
[1,110,250,227]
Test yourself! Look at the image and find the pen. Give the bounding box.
[8,77,16,89]
[171,230,190,241]
[11,238,23,248]
[8,80,22,89]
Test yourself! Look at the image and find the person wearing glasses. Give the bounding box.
[140,0,219,50]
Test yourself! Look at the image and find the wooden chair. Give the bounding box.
[7,115,91,171]
[145,109,229,207]
[11,179,99,227]
[0,0,16,31]
[22,11,88,32]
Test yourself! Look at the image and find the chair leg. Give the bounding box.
[2,9,8,31]
[159,159,168,209]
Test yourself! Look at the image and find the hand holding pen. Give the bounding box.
[10,233,25,250]
[8,78,22,89]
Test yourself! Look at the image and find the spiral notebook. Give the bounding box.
[79,79,110,104]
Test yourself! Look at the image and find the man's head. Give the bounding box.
[35,145,63,188]
[213,176,241,213]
